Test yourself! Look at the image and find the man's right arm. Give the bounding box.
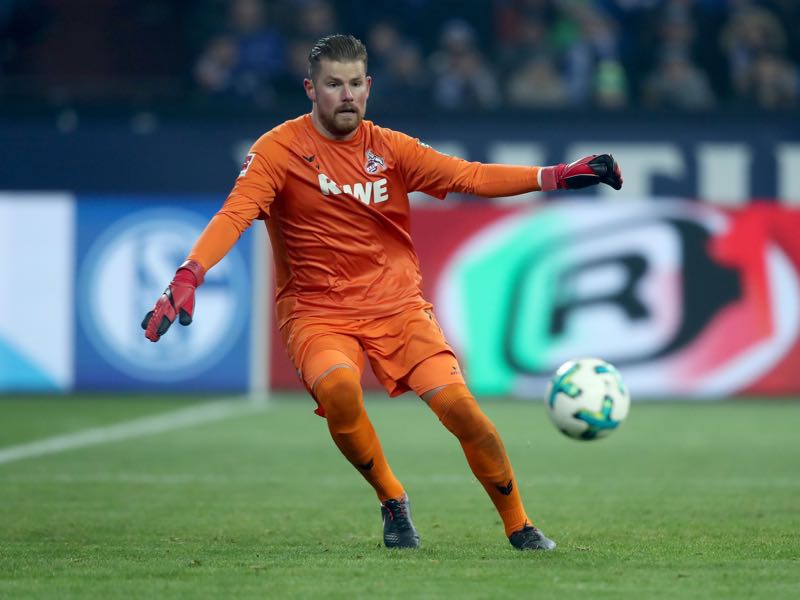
[185,195,264,273]
[142,137,287,342]
[188,138,288,270]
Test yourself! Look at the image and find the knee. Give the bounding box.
[429,385,496,444]
[449,405,498,446]
[314,367,364,427]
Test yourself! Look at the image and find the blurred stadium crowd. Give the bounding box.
[1,0,798,114]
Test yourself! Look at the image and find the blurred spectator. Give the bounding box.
[284,37,315,85]
[738,51,798,109]
[493,3,574,109]
[365,21,404,78]
[657,1,698,58]
[764,0,800,60]
[506,56,569,108]
[370,42,431,111]
[430,19,501,110]
[641,48,716,110]
[636,1,716,110]
[274,0,339,90]
[625,0,727,104]
[293,0,338,41]
[557,3,629,107]
[594,58,628,108]
[194,0,286,107]
[719,2,788,98]
[494,0,556,51]
[495,12,558,76]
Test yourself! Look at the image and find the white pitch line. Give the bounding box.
[0,398,265,466]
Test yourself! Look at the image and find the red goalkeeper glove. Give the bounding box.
[141,259,206,342]
[539,154,623,191]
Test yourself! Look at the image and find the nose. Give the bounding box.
[341,84,354,102]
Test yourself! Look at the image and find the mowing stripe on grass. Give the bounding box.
[0,398,266,466]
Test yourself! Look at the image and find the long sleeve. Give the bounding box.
[186,212,243,271]
[389,129,542,199]
[187,132,289,270]
[448,161,542,197]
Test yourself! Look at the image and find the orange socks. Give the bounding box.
[314,367,405,502]
[427,384,529,536]
[314,370,529,534]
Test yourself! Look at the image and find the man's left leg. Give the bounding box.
[409,354,556,550]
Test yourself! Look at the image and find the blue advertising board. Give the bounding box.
[74,195,254,391]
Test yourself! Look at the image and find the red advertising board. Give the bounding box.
[270,201,800,399]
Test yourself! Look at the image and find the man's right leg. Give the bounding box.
[311,357,405,503]
[312,355,420,548]
[284,320,419,548]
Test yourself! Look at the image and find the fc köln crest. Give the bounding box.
[364,149,386,174]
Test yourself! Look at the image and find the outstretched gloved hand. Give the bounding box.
[539,154,623,191]
[141,259,206,342]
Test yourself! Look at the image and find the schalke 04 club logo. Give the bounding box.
[78,208,250,382]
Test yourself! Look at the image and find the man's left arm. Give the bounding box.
[391,131,622,197]
[447,154,622,197]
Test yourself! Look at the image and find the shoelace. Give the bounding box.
[514,524,536,537]
[383,500,408,522]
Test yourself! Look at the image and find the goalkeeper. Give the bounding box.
[143,34,623,551]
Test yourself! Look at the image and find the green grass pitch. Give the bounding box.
[1,394,798,599]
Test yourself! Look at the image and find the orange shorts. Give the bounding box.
[280,306,466,398]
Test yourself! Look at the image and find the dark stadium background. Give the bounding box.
[2,0,798,196]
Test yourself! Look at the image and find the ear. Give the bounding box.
[365,75,372,97]
[303,78,316,102]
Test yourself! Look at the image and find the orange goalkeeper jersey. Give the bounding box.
[188,114,542,327]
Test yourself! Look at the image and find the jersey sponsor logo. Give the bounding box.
[364,149,386,174]
[318,173,389,204]
[238,152,255,177]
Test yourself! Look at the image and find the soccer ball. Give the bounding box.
[545,358,630,441]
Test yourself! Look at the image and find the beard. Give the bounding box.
[318,105,363,137]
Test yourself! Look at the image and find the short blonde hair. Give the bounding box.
[308,34,368,81]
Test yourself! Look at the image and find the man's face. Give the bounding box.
[305,59,371,139]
